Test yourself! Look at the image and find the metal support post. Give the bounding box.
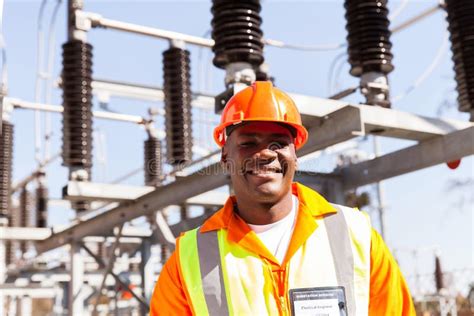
[8,296,17,316]
[53,285,65,315]
[372,136,386,240]
[68,242,85,316]
[68,0,86,42]
[20,295,32,316]
[140,239,153,316]
[0,217,7,316]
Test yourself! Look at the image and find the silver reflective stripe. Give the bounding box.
[325,206,356,315]
[196,229,230,315]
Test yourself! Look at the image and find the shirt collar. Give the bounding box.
[200,182,337,234]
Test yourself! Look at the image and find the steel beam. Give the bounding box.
[85,79,473,142]
[63,181,155,202]
[298,105,364,156]
[292,95,472,141]
[341,127,474,190]
[139,239,153,316]
[0,218,7,316]
[36,163,228,253]
[63,181,228,206]
[7,97,146,125]
[91,78,215,110]
[69,243,85,316]
[0,284,58,298]
[0,227,147,244]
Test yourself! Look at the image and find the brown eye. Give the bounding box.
[240,141,256,147]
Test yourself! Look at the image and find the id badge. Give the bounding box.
[289,286,347,316]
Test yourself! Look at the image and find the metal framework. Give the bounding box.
[1,1,473,315]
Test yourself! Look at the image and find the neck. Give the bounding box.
[234,190,294,225]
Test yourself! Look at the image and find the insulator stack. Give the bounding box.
[144,136,163,187]
[61,40,93,171]
[73,200,90,213]
[434,255,444,292]
[19,188,32,254]
[6,206,19,265]
[0,121,13,218]
[97,242,107,262]
[159,211,169,263]
[211,0,264,69]
[163,47,193,166]
[5,242,14,266]
[445,0,474,121]
[2,121,14,265]
[36,184,48,228]
[161,244,169,264]
[344,0,394,77]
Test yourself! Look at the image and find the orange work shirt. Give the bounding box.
[150,183,415,315]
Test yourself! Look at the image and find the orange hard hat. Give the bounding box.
[213,81,308,149]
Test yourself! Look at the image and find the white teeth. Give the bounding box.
[249,169,281,174]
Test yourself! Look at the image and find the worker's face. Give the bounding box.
[221,122,297,203]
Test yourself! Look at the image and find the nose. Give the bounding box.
[253,145,278,162]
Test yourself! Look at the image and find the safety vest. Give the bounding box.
[178,204,371,316]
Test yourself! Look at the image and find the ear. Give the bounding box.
[220,147,229,172]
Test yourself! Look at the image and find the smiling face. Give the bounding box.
[221,121,298,205]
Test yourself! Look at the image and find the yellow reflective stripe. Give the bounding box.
[216,230,234,316]
[178,228,209,315]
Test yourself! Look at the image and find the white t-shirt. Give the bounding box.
[247,195,298,264]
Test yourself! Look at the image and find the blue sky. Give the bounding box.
[3,0,473,295]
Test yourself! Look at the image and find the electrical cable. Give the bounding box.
[264,38,346,52]
[34,0,48,164]
[43,0,62,161]
[389,0,410,21]
[263,39,347,51]
[392,30,449,103]
[333,53,350,94]
[0,0,7,92]
[327,51,348,95]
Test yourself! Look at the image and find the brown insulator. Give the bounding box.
[144,136,163,187]
[161,244,169,264]
[163,47,193,166]
[36,184,48,228]
[435,255,444,292]
[19,188,32,254]
[344,0,394,77]
[0,121,13,217]
[211,0,264,68]
[61,40,93,170]
[445,0,474,120]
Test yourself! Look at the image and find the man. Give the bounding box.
[150,81,415,315]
